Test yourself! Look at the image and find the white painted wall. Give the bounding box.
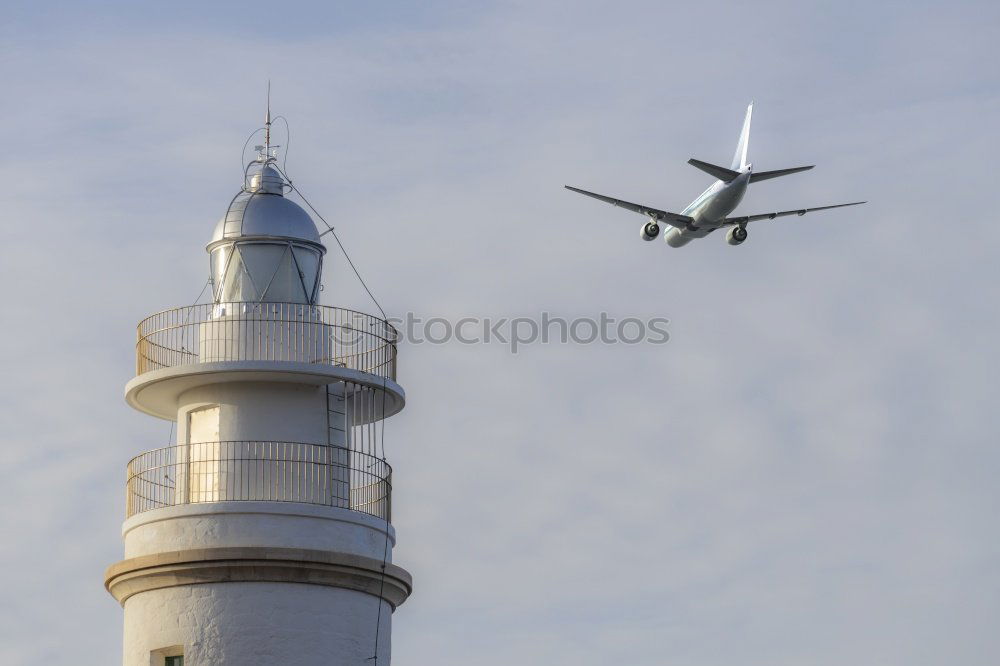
[122,502,394,561]
[176,381,334,445]
[123,582,392,666]
[198,314,333,364]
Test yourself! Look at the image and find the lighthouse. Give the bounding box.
[105,109,411,665]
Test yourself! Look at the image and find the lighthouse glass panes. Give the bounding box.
[211,241,322,304]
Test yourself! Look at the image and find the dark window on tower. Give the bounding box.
[165,657,184,666]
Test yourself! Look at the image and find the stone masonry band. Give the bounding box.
[105,547,413,609]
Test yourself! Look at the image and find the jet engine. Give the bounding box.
[726,226,748,246]
[640,221,660,241]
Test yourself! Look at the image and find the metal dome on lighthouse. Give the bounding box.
[105,96,411,665]
[209,100,325,305]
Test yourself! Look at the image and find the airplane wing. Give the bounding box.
[565,185,694,228]
[724,201,866,226]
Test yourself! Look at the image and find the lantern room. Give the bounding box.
[207,162,325,305]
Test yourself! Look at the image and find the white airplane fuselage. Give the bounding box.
[665,169,751,247]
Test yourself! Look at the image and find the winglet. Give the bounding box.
[731,102,753,171]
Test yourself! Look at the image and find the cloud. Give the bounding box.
[1,1,997,664]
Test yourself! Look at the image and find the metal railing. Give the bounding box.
[135,302,398,381]
[126,442,392,521]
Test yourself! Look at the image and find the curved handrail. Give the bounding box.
[125,442,391,522]
[135,302,398,382]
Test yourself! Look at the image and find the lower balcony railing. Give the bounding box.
[125,441,391,522]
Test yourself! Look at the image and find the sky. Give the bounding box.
[1,0,998,663]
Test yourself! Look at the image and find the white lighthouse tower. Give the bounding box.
[105,110,411,665]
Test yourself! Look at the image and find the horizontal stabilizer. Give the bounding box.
[749,165,814,183]
[687,158,740,182]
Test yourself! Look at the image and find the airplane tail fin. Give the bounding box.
[731,102,753,171]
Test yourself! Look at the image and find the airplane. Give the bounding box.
[565,103,865,247]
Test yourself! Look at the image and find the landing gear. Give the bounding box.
[726,225,748,246]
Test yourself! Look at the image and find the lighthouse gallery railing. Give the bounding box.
[135,302,398,382]
[125,442,391,521]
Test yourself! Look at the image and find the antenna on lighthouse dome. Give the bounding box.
[253,81,280,164]
[264,80,272,157]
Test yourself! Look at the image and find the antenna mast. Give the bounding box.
[264,80,272,161]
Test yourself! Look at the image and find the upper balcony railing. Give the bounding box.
[125,441,391,521]
[136,302,398,382]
